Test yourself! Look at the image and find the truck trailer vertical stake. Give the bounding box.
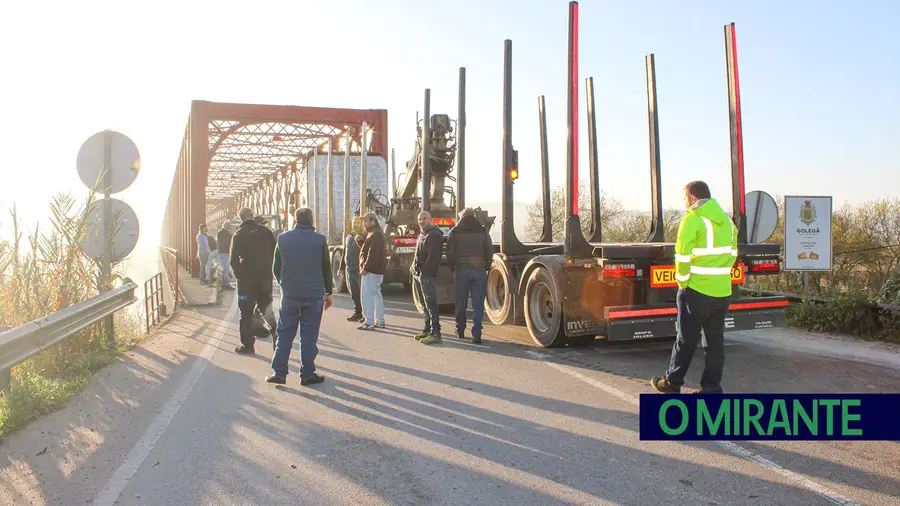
[457,67,466,215]
[645,54,665,243]
[361,121,368,217]
[585,77,602,243]
[326,139,334,242]
[563,0,593,259]
[422,90,432,213]
[538,95,553,243]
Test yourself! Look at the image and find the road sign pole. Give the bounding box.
[77,129,141,343]
[102,131,114,342]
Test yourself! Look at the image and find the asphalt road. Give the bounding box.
[1,283,899,506]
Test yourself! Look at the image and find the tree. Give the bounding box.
[524,182,627,242]
[524,183,683,243]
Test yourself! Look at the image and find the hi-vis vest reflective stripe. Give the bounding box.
[674,217,737,283]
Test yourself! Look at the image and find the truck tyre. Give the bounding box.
[331,250,347,294]
[523,265,567,348]
[485,257,515,326]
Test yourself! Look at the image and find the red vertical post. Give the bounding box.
[189,101,209,278]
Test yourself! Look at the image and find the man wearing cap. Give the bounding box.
[651,181,737,394]
[266,207,332,386]
[358,212,387,330]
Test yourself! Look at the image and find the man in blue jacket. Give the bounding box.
[266,208,333,387]
[413,211,444,345]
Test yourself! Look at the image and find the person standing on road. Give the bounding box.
[446,208,492,344]
[266,208,331,386]
[358,212,387,330]
[651,181,737,394]
[412,211,444,344]
[196,224,211,284]
[217,223,234,290]
[230,207,278,354]
[344,216,365,322]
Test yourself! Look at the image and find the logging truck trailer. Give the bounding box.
[296,135,408,293]
[480,1,788,348]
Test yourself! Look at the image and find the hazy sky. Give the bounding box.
[2,0,898,253]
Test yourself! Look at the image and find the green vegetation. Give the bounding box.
[0,192,143,438]
[526,189,900,342]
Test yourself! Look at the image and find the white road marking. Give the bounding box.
[525,350,861,506]
[93,298,239,505]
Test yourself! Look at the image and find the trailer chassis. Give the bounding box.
[481,1,788,348]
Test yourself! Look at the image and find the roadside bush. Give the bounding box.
[0,192,142,438]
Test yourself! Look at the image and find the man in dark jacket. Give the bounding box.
[230,207,277,354]
[446,207,493,343]
[266,208,332,386]
[344,216,364,322]
[413,211,444,344]
[358,212,388,330]
[216,224,234,289]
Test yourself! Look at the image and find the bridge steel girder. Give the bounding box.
[161,100,388,278]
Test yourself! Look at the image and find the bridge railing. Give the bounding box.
[0,283,138,390]
[144,273,165,333]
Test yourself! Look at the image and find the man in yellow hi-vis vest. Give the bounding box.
[651,181,737,394]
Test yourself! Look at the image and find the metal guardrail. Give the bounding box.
[740,287,900,312]
[0,283,138,390]
[144,273,165,332]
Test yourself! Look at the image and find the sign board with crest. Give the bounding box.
[783,195,832,271]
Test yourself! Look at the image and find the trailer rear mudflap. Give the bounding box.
[602,296,789,341]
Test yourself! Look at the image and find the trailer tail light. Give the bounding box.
[748,258,780,274]
[393,238,417,247]
[433,217,456,227]
[603,263,637,279]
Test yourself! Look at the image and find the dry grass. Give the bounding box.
[0,191,144,438]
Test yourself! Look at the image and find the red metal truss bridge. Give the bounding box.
[161,100,388,277]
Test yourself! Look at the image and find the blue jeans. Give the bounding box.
[361,273,385,325]
[271,296,325,380]
[347,270,362,314]
[414,274,440,334]
[198,252,210,282]
[219,253,231,284]
[454,269,487,338]
[665,287,729,393]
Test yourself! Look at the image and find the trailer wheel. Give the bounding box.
[485,258,514,325]
[523,266,567,348]
[331,250,346,294]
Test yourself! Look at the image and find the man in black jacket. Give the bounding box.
[230,207,277,354]
[446,208,493,344]
[412,211,444,344]
[216,223,234,289]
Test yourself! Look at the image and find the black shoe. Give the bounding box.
[347,313,363,322]
[300,373,325,386]
[650,376,680,393]
[265,374,286,385]
[235,345,255,354]
[471,336,482,344]
[456,332,466,339]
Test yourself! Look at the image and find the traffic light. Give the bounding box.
[509,149,519,182]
